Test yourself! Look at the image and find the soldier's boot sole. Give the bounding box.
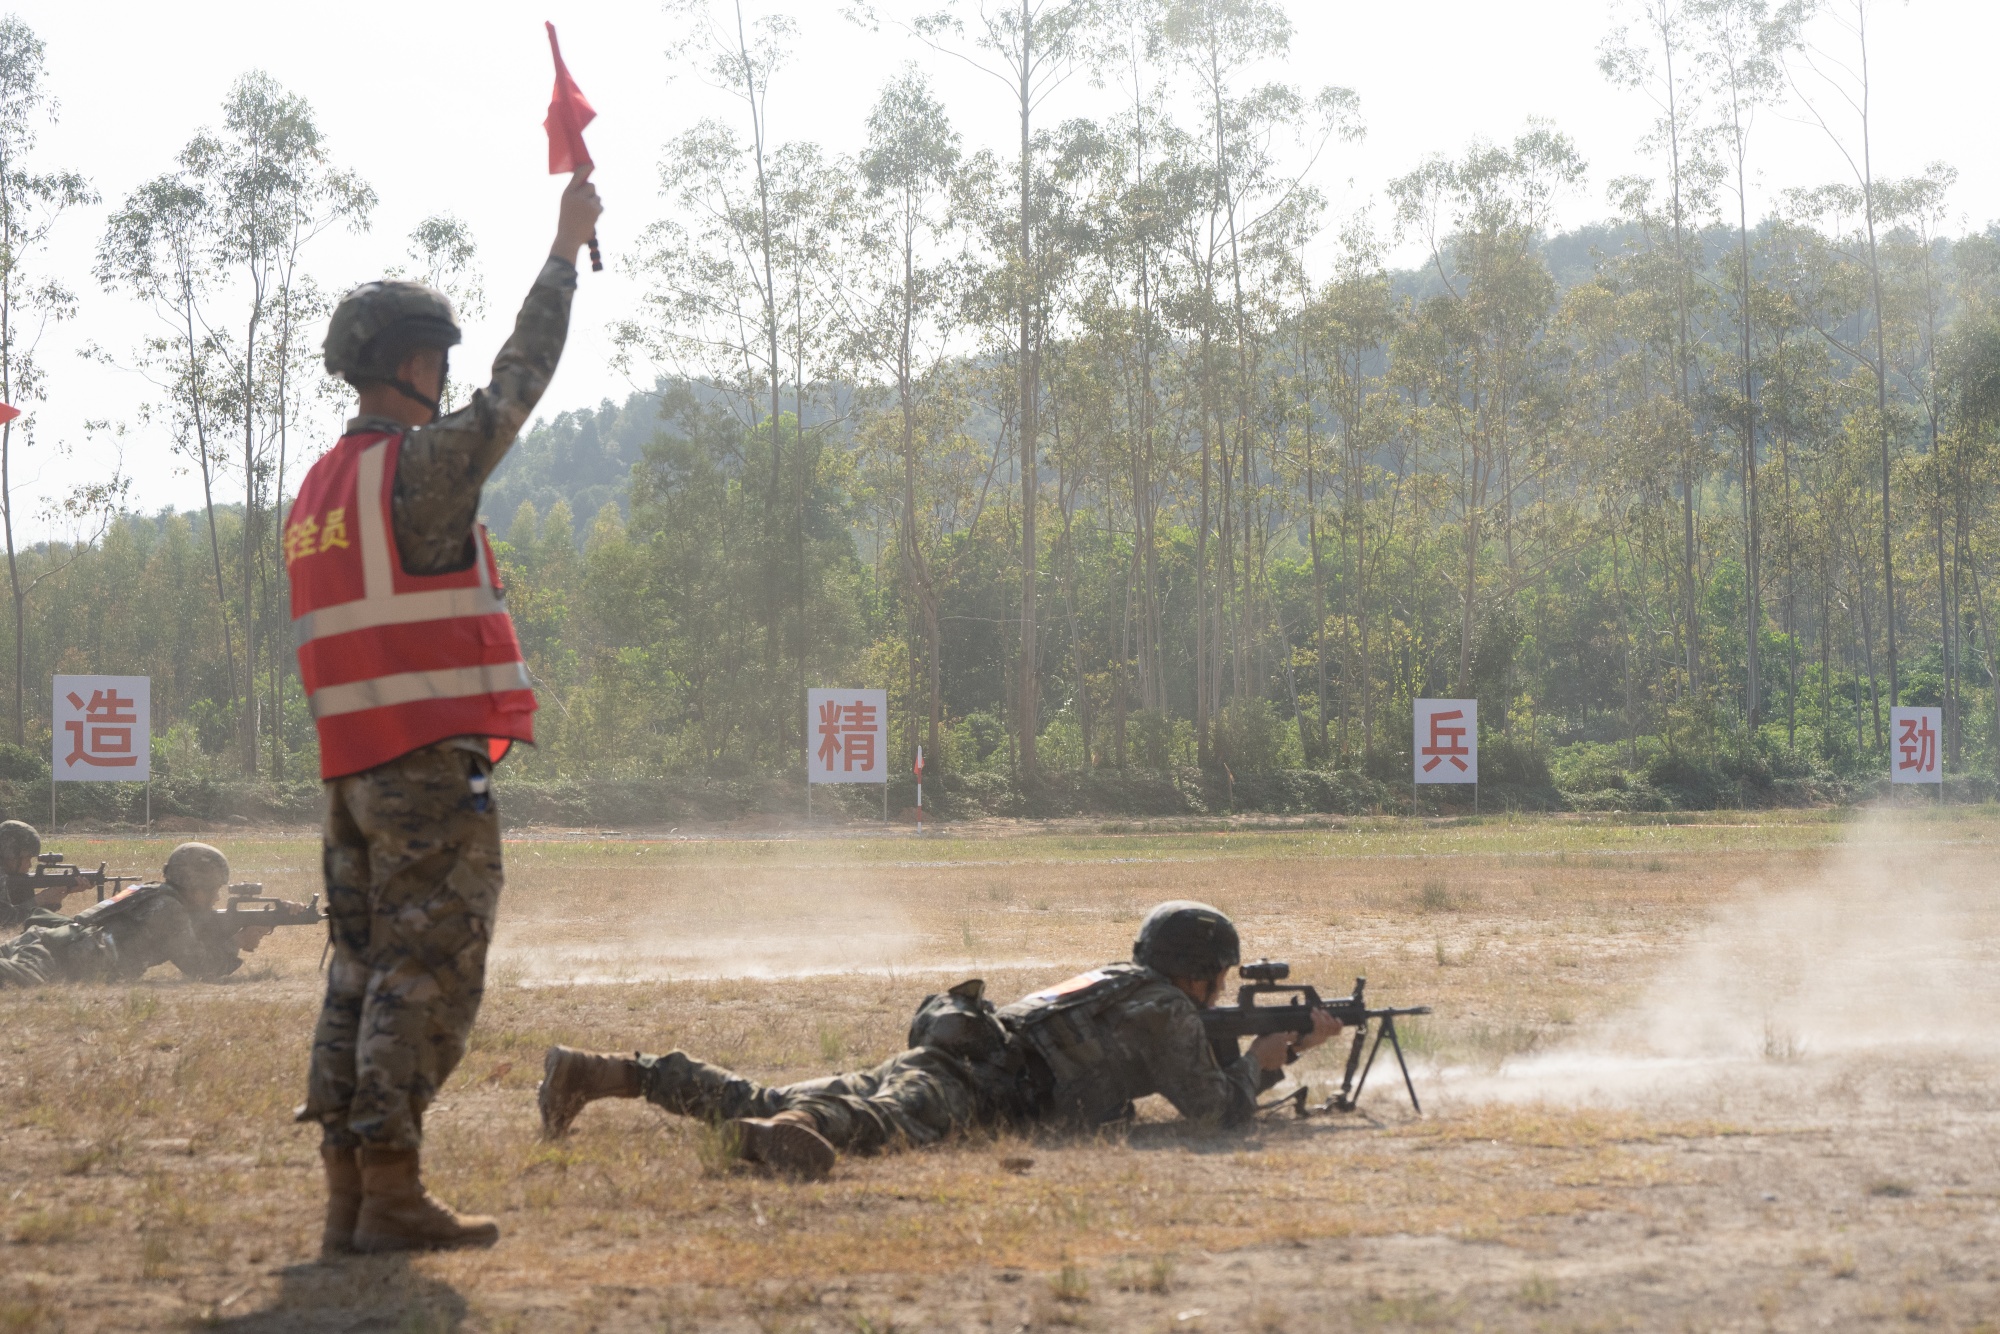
[319,1143,363,1259]
[730,1113,836,1180]
[538,1045,641,1139]
[351,1148,500,1253]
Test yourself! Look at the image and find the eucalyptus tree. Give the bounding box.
[644,0,800,754]
[1782,0,1900,704]
[900,0,1101,775]
[1390,123,1584,698]
[1159,0,1359,749]
[849,70,964,764]
[1688,0,1792,728]
[0,16,92,744]
[183,71,370,773]
[1307,219,1398,756]
[1601,0,1710,704]
[96,174,238,733]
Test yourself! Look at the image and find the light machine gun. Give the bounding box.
[1199,959,1432,1115]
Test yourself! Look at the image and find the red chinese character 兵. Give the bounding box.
[839,700,878,772]
[63,688,139,769]
[816,699,845,770]
[1420,708,1471,774]
[1896,714,1937,774]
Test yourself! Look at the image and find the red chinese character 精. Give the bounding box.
[63,689,139,769]
[815,698,880,773]
[1421,708,1470,774]
[1896,714,1937,775]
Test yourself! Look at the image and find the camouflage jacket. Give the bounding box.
[998,963,1275,1129]
[344,254,577,577]
[71,883,241,982]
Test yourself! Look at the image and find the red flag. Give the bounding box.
[0,404,18,427]
[544,22,596,175]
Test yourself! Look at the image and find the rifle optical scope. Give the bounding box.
[1240,958,1289,983]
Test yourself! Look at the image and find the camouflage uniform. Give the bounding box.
[300,256,575,1154]
[0,874,38,931]
[633,963,1272,1153]
[0,885,241,988]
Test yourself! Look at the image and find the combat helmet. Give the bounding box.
[1132,900,1241,980]
[162,842,231,897]
[323,280,462,416]
[0,819,40,867]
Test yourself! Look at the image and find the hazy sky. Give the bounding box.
[12,0,1997,528]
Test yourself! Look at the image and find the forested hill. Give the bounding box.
[486,224,1641,539]
[482,389,666,535]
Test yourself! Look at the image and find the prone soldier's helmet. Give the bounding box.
[0,820,40,867]
[162,842,230,897]
[1132,900,1241,980]
[323,280,462,415]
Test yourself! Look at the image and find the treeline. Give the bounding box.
[1,2,1998,814]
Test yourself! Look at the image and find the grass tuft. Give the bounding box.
[1049,1261,1091,1304]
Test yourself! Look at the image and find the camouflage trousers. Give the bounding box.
[0,913,111,989]
[638,1047,993,1154]
[301,740,502,1152]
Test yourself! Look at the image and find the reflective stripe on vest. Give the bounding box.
[287,431,536,779]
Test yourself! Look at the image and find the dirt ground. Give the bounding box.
[3,805,1998,1332]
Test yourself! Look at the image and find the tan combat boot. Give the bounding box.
[319,1143,362,1258]
[351,1148,500,1253]
[729,1109,837,1180]
[538,1045,641,1138]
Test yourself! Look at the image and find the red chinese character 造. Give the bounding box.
[1421,708,1470,774]
[63,689,139,769]
[840,700,878,772]
[1897,715,1937,775]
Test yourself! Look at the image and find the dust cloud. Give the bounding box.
[491,870,935,986]
[1441,808,2000,1107]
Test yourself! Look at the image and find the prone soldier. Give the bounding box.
[290,167,602,1257]
[0,843,273,987]
[537,901,1344,1178]
[0,821,139,930]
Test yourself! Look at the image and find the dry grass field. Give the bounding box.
[4,805,2000,1332]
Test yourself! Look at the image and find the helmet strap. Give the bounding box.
[386,377,441,422]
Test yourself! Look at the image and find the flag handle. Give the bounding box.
[588,234,603,273]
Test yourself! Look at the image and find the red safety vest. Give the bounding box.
[286,429,535,780]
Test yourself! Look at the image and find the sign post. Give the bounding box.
[53,675,151,833]
[1889,705,1943,800]
[807,688,889,824]
[1414,698,1478,815]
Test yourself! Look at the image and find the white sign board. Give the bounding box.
[1414,698,1477,784]
[807,688,887,784]
[54,674,150,782]
[1889,705,1943,784]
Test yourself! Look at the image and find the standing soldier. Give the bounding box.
[291,168,602,1256]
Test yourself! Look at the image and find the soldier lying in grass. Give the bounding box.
[538,900,1342,1178]
[0,843,270,987]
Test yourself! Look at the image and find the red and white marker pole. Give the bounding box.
[914,746,925,832]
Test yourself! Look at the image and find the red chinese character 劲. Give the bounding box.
[64,689,140,769]
[1897,714,1937,775]
[1421,708,1470,774]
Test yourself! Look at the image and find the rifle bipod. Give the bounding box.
[1258,1013,1425,1118]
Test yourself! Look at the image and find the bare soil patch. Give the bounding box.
[2,808,1996,1331]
